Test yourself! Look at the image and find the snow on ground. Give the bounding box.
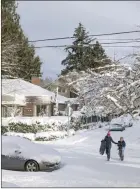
[2,119,140,187]
[4,129,75,141]
[2,181,19,188]
[4,132,36,141]
[2,116,69,126]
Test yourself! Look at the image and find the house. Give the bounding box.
[2,78,79,117]
[33,76,79,112]
[55,77,78,98]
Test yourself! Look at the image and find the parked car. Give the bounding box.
[109,124,125,131]
[124,121,133,128]
[2,136,61,172]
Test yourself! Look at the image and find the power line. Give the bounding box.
[13,39,140,49]
[99,40,140,45]
[94,38,140,41]
[31,39,140,49]
[28,30,140,42]
[33,44,140,49]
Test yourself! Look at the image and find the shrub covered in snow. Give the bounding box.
[3,129,75,142]
[35,131,67,141]
[1,116,76,141]
[7,122,46,133]
[70,114,83,131]
[1,116,80,141]
[71,118,82,131]
[1,126,8,135]
[2,120,67,134]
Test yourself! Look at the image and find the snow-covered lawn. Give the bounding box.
[2,119,140,187]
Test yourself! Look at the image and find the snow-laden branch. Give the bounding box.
[59,51,140,116]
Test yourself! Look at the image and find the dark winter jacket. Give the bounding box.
[118,140,126,149]
[104,135,117,149]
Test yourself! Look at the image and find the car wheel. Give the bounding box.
[25,160,39,172]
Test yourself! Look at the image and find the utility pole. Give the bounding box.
[55,86,59,115]
[66,101,72,136]
[113,49,116,62]
[68,102,70,135]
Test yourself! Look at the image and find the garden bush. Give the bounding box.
[6,122,63,134]
[1,126,8,135]
[70,117,83,131]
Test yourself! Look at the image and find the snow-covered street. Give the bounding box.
[2,120,140,187]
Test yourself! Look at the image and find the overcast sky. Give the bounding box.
[17,1,140,79]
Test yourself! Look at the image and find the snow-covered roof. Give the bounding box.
[2,94,26,106]
[2,79,73,104]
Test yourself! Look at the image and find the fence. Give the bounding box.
[80,114,118,129]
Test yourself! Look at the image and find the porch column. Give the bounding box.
[33,104,37,116]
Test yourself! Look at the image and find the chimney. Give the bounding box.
[31,76,41,86]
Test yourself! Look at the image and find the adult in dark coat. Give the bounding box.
[104,131,117,161]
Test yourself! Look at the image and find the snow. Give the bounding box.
[4,132,36,141]
[2,118,140,187]
[2,116,69,127]
[4,129,75,141]
[110,114,133,126]
[2,93,26,106]
[2,136,61,164]
[2,79,75,104]
[2,181,19,187]
[106,94,123,110]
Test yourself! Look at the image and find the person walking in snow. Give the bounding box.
[117,137,126,161]
[104,131,117,161]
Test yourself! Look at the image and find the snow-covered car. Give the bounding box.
[124,122,133,128]
[109,124,125,132]
[2,136,61,172]
[110,114,133,128]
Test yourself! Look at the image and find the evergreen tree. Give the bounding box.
[2,0,20,77]
[61,23,111,75]
[2,0,42,81]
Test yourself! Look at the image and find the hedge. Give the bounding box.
[1,118,82,135]
[35,136,59,141]
[1,126,8,135]
[1,122,68,135]
[7,122,48,133]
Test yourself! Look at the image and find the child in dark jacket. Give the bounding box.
[117,137,126,157]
